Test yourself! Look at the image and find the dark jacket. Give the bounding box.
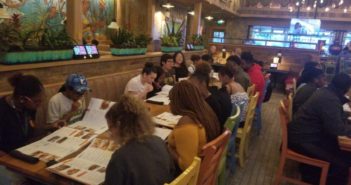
[206,88,232,130]
[105,136,175,185]
[288,86,351,145]
[0,97,35,153]
[292,83,318,114]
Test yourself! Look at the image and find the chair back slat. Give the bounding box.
[224,105,240,131]
[165,157,201,185]
[243,92,259,134]
[247,84,256,97]
[198,130,231,185]
[279,101,289,155]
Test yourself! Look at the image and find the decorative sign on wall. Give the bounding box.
[82,0,115,42]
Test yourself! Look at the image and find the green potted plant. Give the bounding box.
[109,28,151,56]
[0,14,74,64]
[161,18,184,53]
[191,34,205,50]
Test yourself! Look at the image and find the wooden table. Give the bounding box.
[0,103,170,185]
[338,136,351,152]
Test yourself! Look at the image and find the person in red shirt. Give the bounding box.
[241,52,265,134]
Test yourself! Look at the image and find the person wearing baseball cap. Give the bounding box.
[46,74,89,130]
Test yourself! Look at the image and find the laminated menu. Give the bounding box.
[16,127,96,162]
[68,98,115,134]
[152,112,181,129]
[146,94,170,105]
[16,98,114,163]
[47,138,119,185]
[154,127,172,140]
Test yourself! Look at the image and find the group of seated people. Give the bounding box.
[288,61,351,185]
[0,50,268,185]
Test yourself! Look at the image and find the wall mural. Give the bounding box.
[2,0,66,32]
[82,0,115,42]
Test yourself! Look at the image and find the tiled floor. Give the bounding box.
[227,92,299,185]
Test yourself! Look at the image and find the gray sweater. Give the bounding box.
[105,135,176,185]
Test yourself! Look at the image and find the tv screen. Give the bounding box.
[289,18,321,35]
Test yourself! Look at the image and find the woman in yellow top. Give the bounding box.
[167,81,221,171]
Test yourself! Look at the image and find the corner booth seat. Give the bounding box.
[0,69,141,136]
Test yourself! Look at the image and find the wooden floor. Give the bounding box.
[227,92,295,185]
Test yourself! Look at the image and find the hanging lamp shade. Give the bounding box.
[108,21,119,30]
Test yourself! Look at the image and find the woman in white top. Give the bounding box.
[124,62,157,100]
[219,66,249,123]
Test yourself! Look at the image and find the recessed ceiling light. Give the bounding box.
[162,2,174,9]
[307,6,311,11]
[344,8,348,13]
[205,16,213,21]
[325,7,330,12]
[188,11,195,16]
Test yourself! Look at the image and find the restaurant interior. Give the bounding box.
[1,0,351,185]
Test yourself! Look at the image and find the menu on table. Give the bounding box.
[154,127,172,140]
[152,112,181,129]
[47,138,119,185]
[17,127,96,162]
[68,98,115,134]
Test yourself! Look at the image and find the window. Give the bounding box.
[213,31,225,43]
[247,25,336,50]
[344,32,351,46]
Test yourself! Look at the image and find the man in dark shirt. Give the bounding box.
[226,55,251,91]
[188,67,232,130]
[293,67,326,114]
[288,73,351,185]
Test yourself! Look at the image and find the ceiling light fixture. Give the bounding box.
[307,6,311,11]
[162,2,174,9]
[339,0,344,6]
[217,19,225,25]
[344,8,348,13]
[325,7,330,12]
[205,16,213,21]
[188,11,195,16]
[108,20,119,30]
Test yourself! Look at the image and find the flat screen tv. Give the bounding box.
[289,18,321,35]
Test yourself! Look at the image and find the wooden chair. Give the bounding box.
[247,84,256,97]
[165,157,201,185]
[236,92,259,167]
[198,130,231,185]
[273,101,330,185]
[217,106,241,185]
[281,93,293,122]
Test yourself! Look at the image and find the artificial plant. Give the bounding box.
[191,34,204,46]
[109,28,151,48]
[161,18,185,47]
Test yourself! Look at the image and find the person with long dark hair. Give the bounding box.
[173,52,189,81]
[167,81,220,171]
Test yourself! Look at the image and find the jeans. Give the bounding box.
[0,165,26,185]
[253,103,262,133]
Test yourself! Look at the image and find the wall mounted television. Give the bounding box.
[289,18,321,35]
